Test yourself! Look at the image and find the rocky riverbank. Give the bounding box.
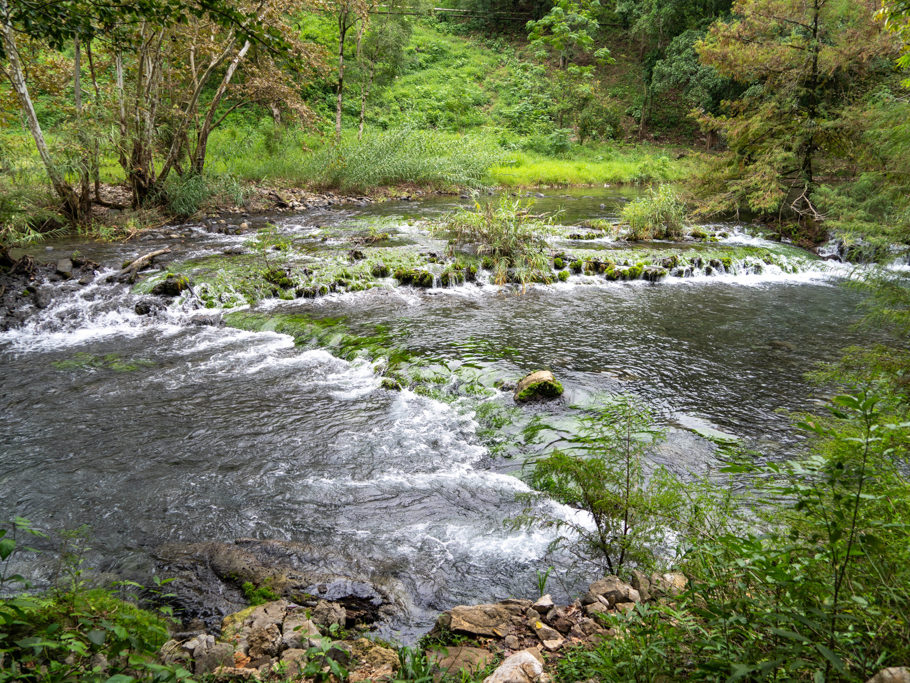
[155,571,689,682]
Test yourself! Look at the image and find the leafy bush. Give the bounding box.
[516,395,682,574]
[621,185,688,240]
[0,518,188,683]
[434,195,554,287]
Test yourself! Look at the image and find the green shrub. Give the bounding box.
[434,195,554,288]
[621,185,687,240]
[514,395,682,574]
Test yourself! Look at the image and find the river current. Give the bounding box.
[0,189,872,638]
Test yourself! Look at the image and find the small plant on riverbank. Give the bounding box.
[434,195,554,287]
[515,395,681,574]
[621,184,687,240]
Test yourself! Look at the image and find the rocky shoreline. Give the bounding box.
[156,571,689,682]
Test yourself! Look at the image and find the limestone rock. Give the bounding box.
[221,601,289,654]
[211,666,261,681]
[483,650,544,683]
[280,649,308,679]
[312,600,347,629]
[438,604,516,637]
[282,611,320,650]
[532,595,553,614]
[587,576,640,606]
[349,638,400,682]
[650,572,688,598]
[530,619,564,651]
[432,645,494,677]
[630,570,651,602]
[195,643,236,675]
[584,602,609,618]
[514,371,564,403]
[867,668,910,683]
[247,624,281,659]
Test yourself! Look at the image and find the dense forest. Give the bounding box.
[1,1,910,682]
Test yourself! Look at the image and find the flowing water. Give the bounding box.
[0,189,874,639]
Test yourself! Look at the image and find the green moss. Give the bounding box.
[553,257,565,270]
[558,269,570,281]
[52,352,154,373]
[381,377,403,391]
[242,580,280,606]
[515,378,564,402]
[570,259,583,273]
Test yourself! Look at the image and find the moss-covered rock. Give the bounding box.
[514,370,564,403]
[151,274,193,297]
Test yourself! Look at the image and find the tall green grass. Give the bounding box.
[489,144,693,187]
[206,123,503,191]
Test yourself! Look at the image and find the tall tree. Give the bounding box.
[693,0,895,223]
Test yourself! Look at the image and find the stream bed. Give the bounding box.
[0,189,875,640]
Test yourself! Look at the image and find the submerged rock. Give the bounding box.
[154,539,394,630]
[514,371,564,403]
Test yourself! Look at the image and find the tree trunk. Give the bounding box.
[0,0,81,219]
[358,66,374,141]
[190,40,251,175]
[336,12,349,142]
[73,34,92,218]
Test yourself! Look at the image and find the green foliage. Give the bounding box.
[242,581,280,606]
[434,195,554,287]
[0,518,189,683]
[161,173,246,218]
[677,390,910,680]
[621,184,687,240]
[300,128,502,191]
[516,395,682,574]
[693,0,892,221]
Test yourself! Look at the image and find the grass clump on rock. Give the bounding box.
[434,195,554,288]
[621,184,687,240]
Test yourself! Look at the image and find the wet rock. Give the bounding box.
[151,274,192,297]
[432,646,494,677]
[642,266,667,282]
[56,258,74,279]
[483,649,543,683]
[311,600,346,630]
[135,298,167,316]
[155,540,392,629]
[867,668,910,683]
[32,286,53,309]
[514,370,563,403]
[195,643,236,675]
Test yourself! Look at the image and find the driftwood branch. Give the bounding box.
[110,248,171,283]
